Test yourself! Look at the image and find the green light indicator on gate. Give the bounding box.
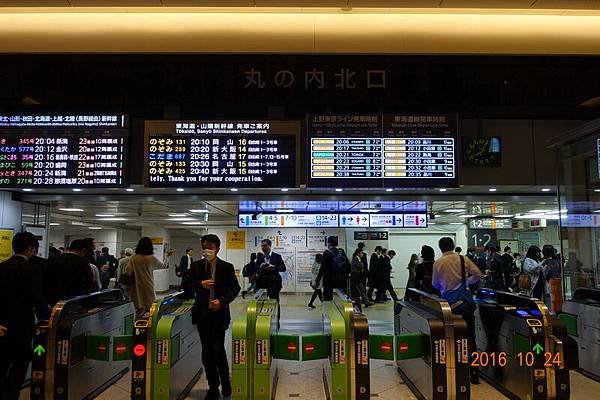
[532,343,543,354]
[34,345,45,357]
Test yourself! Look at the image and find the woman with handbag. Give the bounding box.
[123,237,164,317]
[308,253,323,308]
[522,246,545,299]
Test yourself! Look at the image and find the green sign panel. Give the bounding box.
[113,335,133,361]
[369,334,395,361]
[272,334,300,361]
[86,334,111,361]
[302,334,329,361]
[395,333,424,360]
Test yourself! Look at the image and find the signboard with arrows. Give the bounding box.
[339,214,369,227]
[239,212,427,228]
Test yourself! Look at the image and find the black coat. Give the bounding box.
[316,247,350,289]
[44,252,94,306]
[177,254,193,276]
[0,256,50,337]
[189,258,241,329]
[368,253,380,286]
[256,252,286,290]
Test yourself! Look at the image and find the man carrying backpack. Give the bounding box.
[316,236,351,301]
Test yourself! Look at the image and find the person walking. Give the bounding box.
[367,246,383,302]
[241,252,258,299]
[0,232,50,400]
[350,249,374,308]
[189,234,240,400]
[257,239,286,302]
[97,247,118,290]
[432,237,482,384]
[414,245,439,296]
[116,248,133,296]
[404,253,419,299]
[125,237,164,317]
[316,236,351,301]
[176,247,194,293]
[523,245,545,299]
[378,250,399,303]
[308,253,324,308]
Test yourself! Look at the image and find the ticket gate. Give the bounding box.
[231,289,369,400]
[131,292,202,400]
[474,289,577,400]
[559,287,600,382]
[30,290,135,400]
[393,288,470,400]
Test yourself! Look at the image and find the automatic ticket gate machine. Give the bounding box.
[31,290,135,400]
[394,288,470,400]
[131,291,202,400]
[474,289,577,400]
[559,287,600,381]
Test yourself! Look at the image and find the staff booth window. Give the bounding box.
[556,119,600,298]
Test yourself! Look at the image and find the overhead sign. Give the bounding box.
[145,120,298,188]
[353,231,389,241]
[369,214,405,227]
[0,114,128,188]
[339,214,370,227]
[307,114,457,188]
[469,218,512,230]
[560,214,600,228]
[238,213,427,228]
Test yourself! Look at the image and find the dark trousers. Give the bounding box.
[453,304,478,380]
[309,289,323,306]
[197,318,230,392]
[267,286,282,318]
[378,282,399,302]
[0,336,31,400]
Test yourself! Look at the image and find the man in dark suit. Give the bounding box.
[176,248,194,294]
[0,232,51,400]
[44,239,94,306]
[190,235,240,400]
[97,247,118,289]
[367,246,383,302]
[258,239,287,302]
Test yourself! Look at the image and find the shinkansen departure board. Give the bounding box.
[145,120,299,188]
[0,114,128,188]
[308,114,457,188]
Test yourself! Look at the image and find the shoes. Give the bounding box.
[241,291,247,299]
[204,389,220,400]
[364,301,374,307]
[470,376,480,385]
[308,304,316,309]
[222,384,232,397]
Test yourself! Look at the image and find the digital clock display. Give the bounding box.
[0,114,128,188]
[145,120,299,188]
[307,114,458,188]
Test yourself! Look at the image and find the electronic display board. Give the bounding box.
[238,212,427,228]
[0,114,128,188]
[145,120,299,188]
[307,114,457,188]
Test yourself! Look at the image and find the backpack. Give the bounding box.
[326,248,350,287]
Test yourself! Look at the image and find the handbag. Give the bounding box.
[118,258,135,287]
[517,273,532,291]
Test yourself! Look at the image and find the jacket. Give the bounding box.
[256,252,286,290]
[44,252,94,306]
[177,254,193,276]
[190,258,241,329]
[0,255,50,337]
[127,254,164,313]
[523,257,544,297]
[368,253,381,286]
[316,247,350,289]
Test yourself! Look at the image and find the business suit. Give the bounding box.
[190,258,240,394]
[43,252,94,306]
[258,252,286,301]
[0,255,50,400]
[177,254,193,295]
[367,253,381,301]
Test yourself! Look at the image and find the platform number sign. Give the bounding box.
[467,229,497,249]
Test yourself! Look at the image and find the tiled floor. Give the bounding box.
[20,293,600,399]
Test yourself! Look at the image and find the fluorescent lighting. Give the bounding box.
[335,188,343,192]
[176,188,184,192]
[493,214,515,218]
[489,188,497,192]
[59,208,84,212]
[167,217,198,222]
[439,188,447,192]
[385,188,393,192]
[22,188,33,192]
[96,217,128,221]
[190,209,209,213]
[281,188,289,192]
[595,189,600,193]
[546,209,567,215]
[72,188,82,192]
[515,214,545,219]
[230,188,239,192]
[95,214,115,217]
[88,226,102,230]
[360,209,380,213]
[169,213,188,217]
[450,222,464,225]
[445,209,466,213]
[275,209,294,213]
[126,188,134,192]
[530,209,552,213]
[459,214,478,218]
[428,222,436,225]
[594,210,600,213]
[541,188,552,192]
[181,222,204,225]
[49,222,60,226]
[70,221,87,226]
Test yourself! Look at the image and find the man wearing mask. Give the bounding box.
[257,239,287,302]
[0,232,50,399]
[190,235,240,400]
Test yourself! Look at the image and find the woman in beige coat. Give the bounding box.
[126,237,164,316]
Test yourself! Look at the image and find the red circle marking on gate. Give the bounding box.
[287,342,297,353]
[305,344,315,353]
[115,344,127,354]
[98,344,107,353]
[133,344,146,357]
[380,342,392,354]
[399,343,409,353]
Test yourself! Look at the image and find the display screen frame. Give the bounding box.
[144,120,301,189]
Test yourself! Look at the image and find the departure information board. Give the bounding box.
[145,120,299,188]
[0,114,128,188]
[308,114,457,188]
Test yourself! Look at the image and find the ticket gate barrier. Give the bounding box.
[131,292,202,400]
[232,289,369,400]
[31,290,134,400]
[474,289,577,400]
[392,288,470,400]
[559,287,600,382]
